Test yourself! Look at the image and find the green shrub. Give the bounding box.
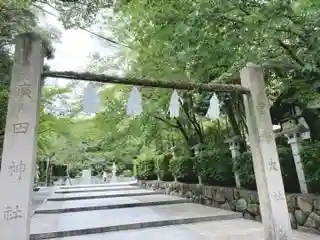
[301,141,320,193]
[157,154,174,181]
[235,146,301,192]
[198,147,235,186]
[122,169,133,177]
[234,151,256,189]
[134,141,320,194]
[169,154,197,183]
[52,164,67,177]
[136,158,157,180]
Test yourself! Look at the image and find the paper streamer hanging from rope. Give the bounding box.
[126,86,143,117]
[83,83,101,114]
[169,89,180,118]
[206,93,220,120]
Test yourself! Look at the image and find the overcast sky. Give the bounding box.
[34,7,120,116]
[38,6,118,87]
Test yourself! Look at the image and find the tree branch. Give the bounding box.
[277,39,304,66]
[154,116,179,129]
[175,118,190,143]
[39,128,52,134]
[179,97,203,142]
[154,115,190,144]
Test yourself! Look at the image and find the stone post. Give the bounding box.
[225,136,241,188]
[81,169,92,184]
[110,163,117,183]
[240,63,292,240]
[286,133,308,194]
[35,164,40,184]
[194,145,203,185]
[171,147,178,182]
[0,33,44,240]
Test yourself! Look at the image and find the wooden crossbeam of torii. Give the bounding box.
[42,71,250,94]
[0,32,294,240]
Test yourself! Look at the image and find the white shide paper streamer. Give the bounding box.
[206,93,220,120]
[169,89,180,118]
[126,86,143,117]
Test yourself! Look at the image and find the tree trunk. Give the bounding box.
[45,157,50,186]
[225,99,247,152]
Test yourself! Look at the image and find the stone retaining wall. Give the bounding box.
[138,180,320,233]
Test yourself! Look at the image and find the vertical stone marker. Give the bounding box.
[225,136,241,188]
[240,63,292,240]
[0,33,44,240]
[81,169,92,184]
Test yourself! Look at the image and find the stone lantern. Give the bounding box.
[283,121,310,194]
[224,136,241,188]
[271,103,310,194]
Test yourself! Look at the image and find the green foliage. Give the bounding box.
[234,151,255,188]
[136,157,157,180]
[137,146,234,185]
[122,169,133,178]
[235,146,308,193]
[158,154,174,181]
[197,147,235,186]
[52,164,67,177]
[107,0,320,142]
[169,154,197,183]
[301,141,320,192]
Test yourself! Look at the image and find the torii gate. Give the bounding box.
[0,33,292,240]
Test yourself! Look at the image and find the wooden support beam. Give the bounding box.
[42,71,250,94]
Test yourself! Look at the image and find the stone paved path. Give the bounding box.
[30,182,319,240]
[32,187,56,211]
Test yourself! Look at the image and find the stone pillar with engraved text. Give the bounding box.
[0,33,44,240]
[240,63,292,240]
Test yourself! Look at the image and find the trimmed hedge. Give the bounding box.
[136,158,157,180]
[136,143,320,194]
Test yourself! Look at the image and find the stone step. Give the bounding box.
[47,219,320,240]
[38,195,187,213]
[59,182,137,190]
[30,203,242,240]
[35,198,190,214]
[55,186,139,194]
[47,190,159,201]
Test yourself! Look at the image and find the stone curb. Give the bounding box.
[55,187,139,194]
[47,191,162,201]
[35,199,191,214]
[29,212,242,240]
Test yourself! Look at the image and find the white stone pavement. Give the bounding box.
[30,182,319,240]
